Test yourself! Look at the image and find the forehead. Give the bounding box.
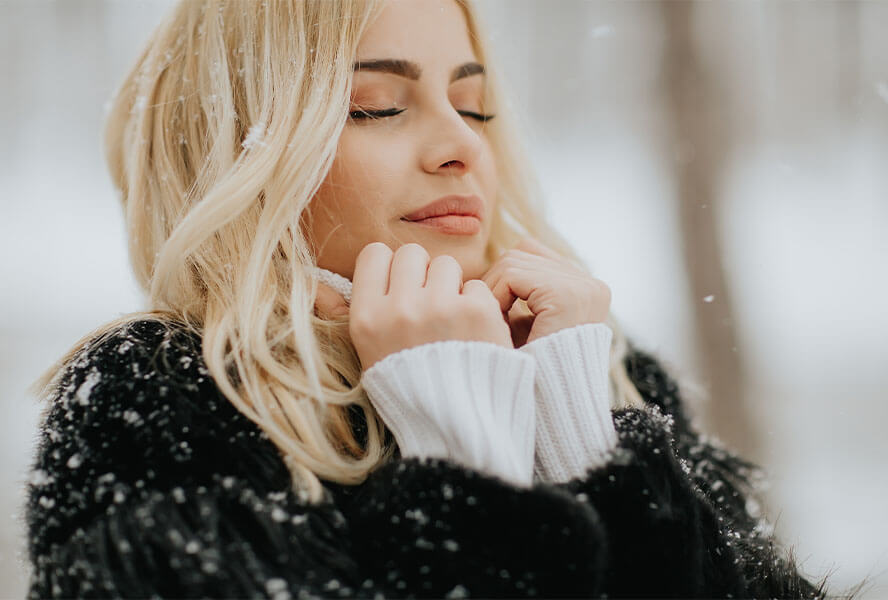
[357,0,476,64]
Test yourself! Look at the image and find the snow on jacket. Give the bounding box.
[25,319,827,598]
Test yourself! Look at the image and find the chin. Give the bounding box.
[458,253,489,282]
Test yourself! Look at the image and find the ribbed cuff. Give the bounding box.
[519,323,618,484]
[361,340,537,488]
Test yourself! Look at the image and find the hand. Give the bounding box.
[481,237,611,347]
[320,242,514,372]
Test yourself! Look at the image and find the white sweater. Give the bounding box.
[310,266,619,488]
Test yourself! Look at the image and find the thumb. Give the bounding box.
[507,298,535,348]
[314,282,350,319]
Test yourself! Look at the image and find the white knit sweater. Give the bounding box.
[309,266,618,488]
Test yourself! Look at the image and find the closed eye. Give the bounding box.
[348,108,495,122]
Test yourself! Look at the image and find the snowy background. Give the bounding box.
[1,0,886,597]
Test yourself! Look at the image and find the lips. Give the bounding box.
[402,194,484,222]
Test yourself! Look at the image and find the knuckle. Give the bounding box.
[598,279,612,301]
[358,242,392,264]
[395,242,429,259]
[461,278,480,291]
[584,277,610,301]
[432,254,463,277]
[426,299,454,322]
[430,253,459,269]
[362,241,390,256]
[503,265,521,280]
[390,300,421,326]
[463,295,494,319]
[461,279,488,297]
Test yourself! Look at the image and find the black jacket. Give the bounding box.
[25,319,827,598]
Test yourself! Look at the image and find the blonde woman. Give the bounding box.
[25,0,831,597]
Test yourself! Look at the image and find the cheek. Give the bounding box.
[305,132,406,258]
[484,143,498,189]
[479,140,498,201]
[324,133,403,212]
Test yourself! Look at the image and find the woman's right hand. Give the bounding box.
[345,242,513,372]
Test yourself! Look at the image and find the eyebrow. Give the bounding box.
[352,59,485,83]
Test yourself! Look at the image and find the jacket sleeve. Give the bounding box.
[546,346,829,598]
[26,321,368,598]
[24,320,612,599]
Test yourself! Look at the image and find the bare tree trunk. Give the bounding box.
[659,1,758,459]
[836,0,861,116]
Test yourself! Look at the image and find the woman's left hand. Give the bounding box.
[481,237,611,348]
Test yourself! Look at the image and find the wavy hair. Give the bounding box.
[32,0,647,505]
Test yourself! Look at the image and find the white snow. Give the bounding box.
[74,369,102,406]
[875,81,888,105]
[587,24,614,39]
[242,121,267,150]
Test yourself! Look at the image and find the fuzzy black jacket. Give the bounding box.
[25,319,827,598]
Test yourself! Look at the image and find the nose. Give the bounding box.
[421,103,484,176]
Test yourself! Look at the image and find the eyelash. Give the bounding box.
[348,108,496,122]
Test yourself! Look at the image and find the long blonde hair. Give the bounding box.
[31,0,646,505]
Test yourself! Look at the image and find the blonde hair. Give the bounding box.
[31,0,646,505]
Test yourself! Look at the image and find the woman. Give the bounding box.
[25,0,831,597]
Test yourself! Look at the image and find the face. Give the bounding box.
[302,0,498,282]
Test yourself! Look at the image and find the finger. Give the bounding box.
[513,236,564,261]
[514,237,589,278]
[387,243,430,297]
[487,262,549,314]
[426,254,463,297]
[462,280,511,330]
[481,251,545,312]
[481,249,548,287]
[351,242,392,308]
[508,311,535,348]
[461,278,496,304]
[508,297,534,320]
[482,270,516,314]
[314,282,349,319]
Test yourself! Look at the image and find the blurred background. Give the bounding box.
[1,0,886,597]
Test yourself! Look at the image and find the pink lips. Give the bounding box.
[402,194,483,221]
[401,194,483,235]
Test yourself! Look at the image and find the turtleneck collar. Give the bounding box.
[307,266,353,304]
